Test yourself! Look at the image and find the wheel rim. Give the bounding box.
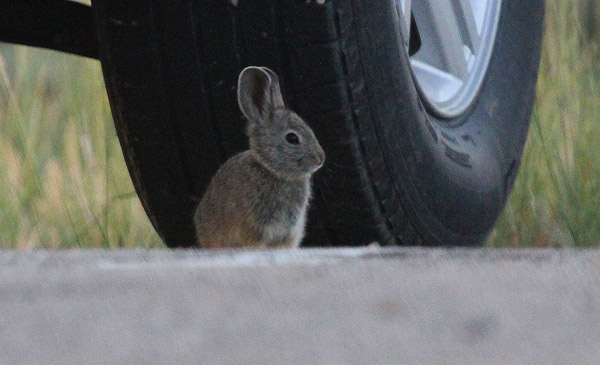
[396,0,502,119]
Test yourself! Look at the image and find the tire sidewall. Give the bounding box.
[352,0,545,245]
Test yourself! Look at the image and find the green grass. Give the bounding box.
[487,0,600,247]
[0,0,598,249]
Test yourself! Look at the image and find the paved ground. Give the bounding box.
[1,248,599,364]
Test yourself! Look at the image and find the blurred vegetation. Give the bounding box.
[488,0,600,247]
[0,0,598,249]
[0,46,163,248]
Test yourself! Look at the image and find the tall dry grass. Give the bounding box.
[0,46,162,248]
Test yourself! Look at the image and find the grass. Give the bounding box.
[487,0,600,247]
[0,45,163,249]
[0,0,598,249]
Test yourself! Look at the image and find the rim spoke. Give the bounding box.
[451,0,481,54]
[410,60,463,103]
[412,0,469,79]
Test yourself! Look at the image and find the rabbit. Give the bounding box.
[194,66,325,249]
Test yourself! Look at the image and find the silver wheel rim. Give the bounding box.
[396,0,502,119]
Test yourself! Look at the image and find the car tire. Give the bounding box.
[93,0,545,247]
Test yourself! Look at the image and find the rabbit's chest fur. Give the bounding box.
[247,154,310,246]
[254,173,309,247]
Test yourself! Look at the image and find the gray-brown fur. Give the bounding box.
[194,67,325,248]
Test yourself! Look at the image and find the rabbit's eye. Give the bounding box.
[286,132,300,145]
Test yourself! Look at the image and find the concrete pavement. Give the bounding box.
[0,248,599,364]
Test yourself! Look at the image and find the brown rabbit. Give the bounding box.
[194,66,325,248]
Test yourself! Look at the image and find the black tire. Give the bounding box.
[92,0,545,247]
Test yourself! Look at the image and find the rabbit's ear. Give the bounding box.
[238,66,284,123]
[259,67,284,106]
